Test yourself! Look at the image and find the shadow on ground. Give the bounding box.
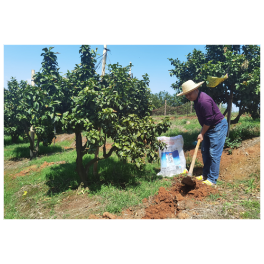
[45,155,163,196]
[4,136,27,146]
[9,145,64,160]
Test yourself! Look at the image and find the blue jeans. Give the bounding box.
[201,118,228,184]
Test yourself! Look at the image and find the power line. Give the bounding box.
[94,48,111,72]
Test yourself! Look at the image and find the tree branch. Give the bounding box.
[85,146,117,174]
[81,138,88,152]
[103,134,107,156]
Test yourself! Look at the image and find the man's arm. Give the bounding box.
[197,124,210,141]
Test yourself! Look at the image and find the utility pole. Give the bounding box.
[164,100,167,116]
[93,45,107,176]
[30,70,35,159]
[129,62,132,77]
[101,44,107,76]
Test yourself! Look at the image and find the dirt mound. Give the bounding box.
[142,179,217,219]
[94,175,218,220]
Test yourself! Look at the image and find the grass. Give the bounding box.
[4,135,65,160]
[4,113,260,219]
[4,136,175,218]
[212,173,260,219]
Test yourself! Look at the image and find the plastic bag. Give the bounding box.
[156,135,186,177]
[206,74,228,88]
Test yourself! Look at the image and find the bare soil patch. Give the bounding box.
[186,137,260,181]
[12,161,66,179]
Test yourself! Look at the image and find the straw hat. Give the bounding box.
[176,80,204,96]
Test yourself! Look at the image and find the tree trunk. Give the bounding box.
[227,91,233,137]
[75,132,88,187]
[93,128,101,177]
[30,126,35,159]
[36,136,40,154]
[11,133,19,143]
[27,132,36,160]
[231,105,245,124]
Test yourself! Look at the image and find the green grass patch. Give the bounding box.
[240,200,260,219]
[4,136,65,160]
[4,141,176,218]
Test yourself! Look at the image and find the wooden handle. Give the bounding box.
[188,139,201,175]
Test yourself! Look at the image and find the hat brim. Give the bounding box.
[176,81,204,96]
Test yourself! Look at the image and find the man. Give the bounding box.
[177,80,228,186]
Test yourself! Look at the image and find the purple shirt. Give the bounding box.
[194,91,224,127]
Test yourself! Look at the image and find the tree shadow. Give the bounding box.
[4,136,27,146]
[45,155,163,196]
[9,144,64,160]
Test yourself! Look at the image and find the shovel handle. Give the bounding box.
[188,139,201,175]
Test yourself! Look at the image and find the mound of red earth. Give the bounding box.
[142,179,218,219]
[89,175,218,220]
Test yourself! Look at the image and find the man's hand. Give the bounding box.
[197,133,204,142]
[198,124,210,141]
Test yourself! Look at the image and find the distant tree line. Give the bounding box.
[150,91,186,109]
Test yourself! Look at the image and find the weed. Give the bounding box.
[63,214,70,219]
[245,178,256,193]
[240,200,260,219]
[216,180,224,186]
[225,137,242,154]
[208,193,220,201]
[185,153,202,168]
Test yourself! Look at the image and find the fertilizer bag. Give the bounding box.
[156,135,186,177]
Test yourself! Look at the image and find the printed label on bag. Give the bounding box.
[161,150,180,168]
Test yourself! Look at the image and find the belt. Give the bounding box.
[208,118,224,130]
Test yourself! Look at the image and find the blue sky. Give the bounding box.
[4,45,206,95]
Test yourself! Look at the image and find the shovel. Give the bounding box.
[181,139,201,186]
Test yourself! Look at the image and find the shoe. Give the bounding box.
[195,175,204,181]
[202,179,215,186]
